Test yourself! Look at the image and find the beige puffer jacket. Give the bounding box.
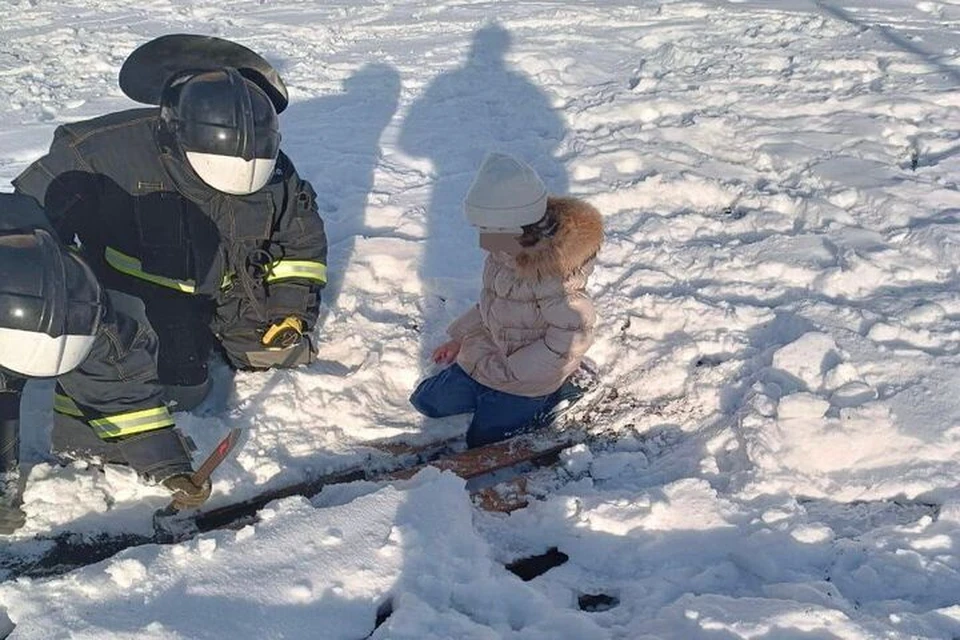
[447,196,603,397]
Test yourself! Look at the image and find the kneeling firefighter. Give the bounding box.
[13,34,329,412]
[0,193,209,534]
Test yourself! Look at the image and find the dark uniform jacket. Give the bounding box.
[0,193,189,481]
[13,108,328,372]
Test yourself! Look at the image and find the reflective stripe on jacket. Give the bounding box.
[12,108,328,328]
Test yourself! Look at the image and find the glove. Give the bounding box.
[162,473,212,511]
[261,316,304,350]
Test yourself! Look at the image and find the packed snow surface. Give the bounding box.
[2,0,960,637]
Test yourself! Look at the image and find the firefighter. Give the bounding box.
[0,192,208,534]
[13,34,329,415]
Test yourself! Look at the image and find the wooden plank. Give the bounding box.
[387,432,578,481]
[472,477,529,513]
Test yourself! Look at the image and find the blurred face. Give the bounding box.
[479,223,549,255]
[479,231,524,255]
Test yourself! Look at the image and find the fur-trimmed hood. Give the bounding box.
[513,196,603,280]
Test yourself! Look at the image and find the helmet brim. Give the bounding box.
[119,34,289,114]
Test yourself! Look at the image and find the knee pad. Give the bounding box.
[162,377,213,413]
[222,335,314,371]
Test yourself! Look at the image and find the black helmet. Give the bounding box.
[0,229,103,377]
[160,68,281,195]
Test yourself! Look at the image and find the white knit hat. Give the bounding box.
[464,153,547,233]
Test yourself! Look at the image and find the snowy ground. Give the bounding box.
[2,0,960,637]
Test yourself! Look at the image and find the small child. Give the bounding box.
[410,153,603,448]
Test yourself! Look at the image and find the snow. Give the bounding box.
[2,0,960,637]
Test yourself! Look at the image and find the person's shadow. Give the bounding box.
[281,63,402,330]
[398,23,569,372]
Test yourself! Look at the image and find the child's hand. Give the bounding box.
[431,340,462,365]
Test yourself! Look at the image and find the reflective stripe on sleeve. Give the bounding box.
[105,247,197,293]
[264,259,327,284]
[89,406,175,439]
[53,393,84,418]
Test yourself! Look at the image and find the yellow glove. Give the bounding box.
[261,316,304,350]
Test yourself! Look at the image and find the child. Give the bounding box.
[410,153,603,448]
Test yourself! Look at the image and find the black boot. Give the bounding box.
[0,390,25,534]
[0,471,26,534]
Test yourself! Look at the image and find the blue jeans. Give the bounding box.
[410,364,566,448]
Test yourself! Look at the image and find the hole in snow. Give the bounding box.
[577,592,620,612]
[505,546,569,581]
